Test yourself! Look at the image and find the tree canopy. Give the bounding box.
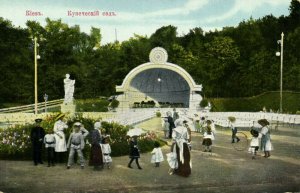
[0,0,299,105]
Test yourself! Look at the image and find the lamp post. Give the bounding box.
[276,32,284,113]
[34,37,38,115]
[34,37,41,115]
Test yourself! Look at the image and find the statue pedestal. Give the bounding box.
[61,103,76,115]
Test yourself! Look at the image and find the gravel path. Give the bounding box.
[0,118,299,193]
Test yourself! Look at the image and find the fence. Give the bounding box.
[0,99,63,113]
[1,107,299,129]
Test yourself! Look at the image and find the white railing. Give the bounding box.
[1,107,299,129]
[192,112,300,128]
[0,99,63,113]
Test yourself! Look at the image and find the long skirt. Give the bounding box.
[202,138,212,146]
[175,143,191,177]
[89,144,103,166]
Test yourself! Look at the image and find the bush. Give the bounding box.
[209,91,300,113]
[200,98,209,108]
[0,115,164,160]
[76,99,110,112]
[156,111,161,117]
[110,99,120,109]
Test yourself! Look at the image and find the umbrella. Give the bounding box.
[127,128,145,137]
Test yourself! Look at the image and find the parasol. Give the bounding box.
[127,128,145,137]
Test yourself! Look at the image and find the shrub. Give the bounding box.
[156,111,161,117]
[76,99,109,112]
[0,116,164,160]
[110,99,120,109]
[200,98,209,108]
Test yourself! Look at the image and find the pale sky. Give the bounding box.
[0,0,291,44]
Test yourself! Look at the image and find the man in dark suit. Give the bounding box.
[30,118,45,165]
[167,112,175,139]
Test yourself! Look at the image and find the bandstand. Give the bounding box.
[116,47,203,110]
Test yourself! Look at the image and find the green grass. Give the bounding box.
[75,98,110,112]
[210,91,300,114]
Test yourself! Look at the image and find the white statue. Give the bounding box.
[64,74,75,104]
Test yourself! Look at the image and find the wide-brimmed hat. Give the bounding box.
[35,118,42,123]
[258,119,269,126]
[94,121,102,129]
[250,128,259,137]
[55,113,65,121]
[74,122,81,127]
[228,116,236,122]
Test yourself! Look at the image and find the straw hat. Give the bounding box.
[94,121,102,129]
[258,119,269,126]
[35,118,42,123]
[55,113,65,121]
[250,128,259,137]
[206,120,212,124]
[228,116,236,122]
[74,122,81,127]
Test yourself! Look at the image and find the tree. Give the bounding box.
[149,25,177,51]
[203,36,240,97]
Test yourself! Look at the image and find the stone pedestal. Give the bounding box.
[61,103,76,115]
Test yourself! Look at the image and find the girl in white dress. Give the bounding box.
[258,119,273,158]
[151,141,164,167]
[249,128,260,159]
[101,136,112,169]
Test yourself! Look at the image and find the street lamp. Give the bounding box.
[276,32,284,113]
[34,37,41,115]
[44,93,48,113]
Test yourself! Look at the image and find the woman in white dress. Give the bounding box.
[167,119,191,177]
[258,119,273,158]
[53,114,68,162]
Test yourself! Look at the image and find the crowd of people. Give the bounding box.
[30,110,273,177]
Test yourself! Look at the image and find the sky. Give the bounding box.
[0,0,291,44]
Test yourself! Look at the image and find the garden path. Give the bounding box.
[0,118,299,193]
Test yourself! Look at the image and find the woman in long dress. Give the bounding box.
[53,114,68,162]
[167,119,191,177]
[89,121,104,170]
[258,119,273,158]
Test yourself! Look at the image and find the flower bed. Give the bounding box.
[0,114,165,160]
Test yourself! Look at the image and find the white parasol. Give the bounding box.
[127,128,145,137]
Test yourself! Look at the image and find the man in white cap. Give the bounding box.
[66,122,85,169]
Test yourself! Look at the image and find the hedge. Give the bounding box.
[210,91,300,114]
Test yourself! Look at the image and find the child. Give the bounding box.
[44,129,56,167]
[151,141,164,167]
[202,120,214,152]
[249,128,260,159]
[194,120,201,133]
[128,136,142,169]
[199,117,206,133]
[66,122,85,169]
[162,118,169,139]
[228,116,240,143]
[101,136,112,169]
